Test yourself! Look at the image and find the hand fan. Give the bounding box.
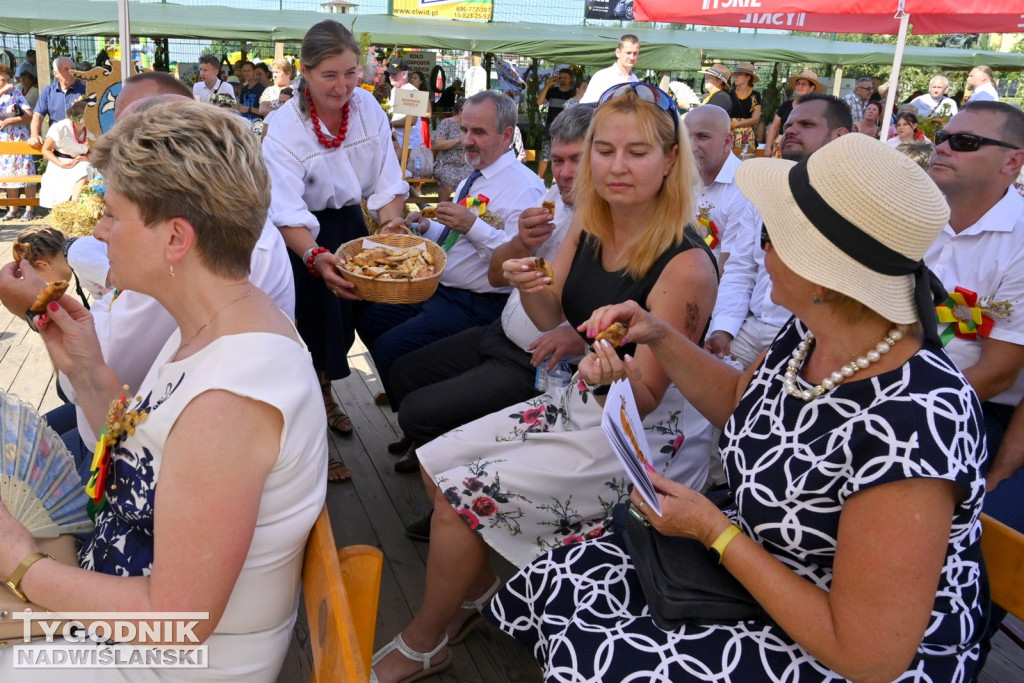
[0,391,94,538]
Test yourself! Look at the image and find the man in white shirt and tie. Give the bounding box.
[357,90,545,408]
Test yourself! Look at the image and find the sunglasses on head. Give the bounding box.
[597,82,679,133]
[760,226,771,251]
[934,130,1021,153]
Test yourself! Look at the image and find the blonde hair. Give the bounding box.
[572,89,700,278]
[91,100,267,278]
[271,58,294,78]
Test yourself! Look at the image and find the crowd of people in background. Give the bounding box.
[0,25,1023,683]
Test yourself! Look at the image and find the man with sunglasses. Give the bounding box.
[925,101,1024,536]
[843,77,875,124]
[579,34,640,104]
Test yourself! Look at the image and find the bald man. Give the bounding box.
[114,71,192,118]
[683,105,758,271]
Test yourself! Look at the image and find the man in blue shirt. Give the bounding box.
[235,61,265,124]
[29,57,87,147]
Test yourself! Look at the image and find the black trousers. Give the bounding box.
[291,205,367,380]
[391,319,539,447]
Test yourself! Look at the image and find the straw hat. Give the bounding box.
[735,134,948,325]
[733,62,759,84]
[787,69,824,93]
[698,63,732,86]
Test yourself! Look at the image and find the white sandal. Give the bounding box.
[449,576,502,645]
[370,632,451,683]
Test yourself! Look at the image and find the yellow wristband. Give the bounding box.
[708,524,743,566]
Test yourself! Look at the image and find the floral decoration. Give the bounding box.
[935,286,1013,346]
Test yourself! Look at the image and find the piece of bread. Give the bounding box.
[421,206,437,219]
[12,242,34,263]
[542,200,556,219]
[29,281,69,313]
[594,322,628,348]
[535,257,554,281]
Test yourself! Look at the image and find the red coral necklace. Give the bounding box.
[306,88,349,149]
[73,121,87,145]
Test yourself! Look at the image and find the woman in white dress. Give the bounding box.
[40,98,94,208]
[0,99,327,682]
[371,83,718,683]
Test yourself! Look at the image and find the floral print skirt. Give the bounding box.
[418,377,712,568]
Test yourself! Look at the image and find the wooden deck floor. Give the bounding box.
[1,216,1022,682]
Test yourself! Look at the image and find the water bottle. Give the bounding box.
[534,355,551,391]
[547,360,572,390]
[413,156,423,178]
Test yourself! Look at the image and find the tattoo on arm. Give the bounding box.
[685,301,701,339]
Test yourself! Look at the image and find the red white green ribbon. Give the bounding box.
[935,286,994,346]
[442,194,490,251]
[698,215,719,250]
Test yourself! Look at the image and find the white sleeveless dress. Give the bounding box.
[0,331,328,681]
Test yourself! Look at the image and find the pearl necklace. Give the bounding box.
[783,328,903,401]
[306,88,349,149]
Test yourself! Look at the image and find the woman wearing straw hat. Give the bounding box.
[698,63,733,112]
[765,68,824,158]
[730,62,761,154]
[487,133,986,681]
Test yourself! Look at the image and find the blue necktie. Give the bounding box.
[439,169,483,250]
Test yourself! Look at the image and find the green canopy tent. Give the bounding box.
[2,1,1022,73]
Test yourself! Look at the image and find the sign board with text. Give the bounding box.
[400,51,437,80]
[393,89,430,117]
[393,0,493,22]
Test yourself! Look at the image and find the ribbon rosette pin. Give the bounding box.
[698,215,719,250]
[459,194,490,216]
[935,286,995,346]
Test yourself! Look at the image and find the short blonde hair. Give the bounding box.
[573,89,700,278]
[91,100,267,278]
[271,58,294,78]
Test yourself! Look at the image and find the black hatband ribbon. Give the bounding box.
[787,159,944,345]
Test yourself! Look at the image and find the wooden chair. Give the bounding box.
[0,141,43,208]
[979,513,1024,648]
[303,505,384,683]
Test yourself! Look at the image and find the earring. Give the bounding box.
[169,265,175,278]
[812,294,820,305]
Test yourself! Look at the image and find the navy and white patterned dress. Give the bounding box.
[488,318,987,682]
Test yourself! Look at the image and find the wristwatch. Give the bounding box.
[4,552,53,601]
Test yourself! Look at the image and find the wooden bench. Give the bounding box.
[980,513,1024,650]
[302,505,383,683]
[0,141,43,207]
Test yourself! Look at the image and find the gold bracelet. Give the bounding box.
[708,524,743,566]
[4,551,53,602]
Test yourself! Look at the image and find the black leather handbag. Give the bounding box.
[617,502,770,630]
